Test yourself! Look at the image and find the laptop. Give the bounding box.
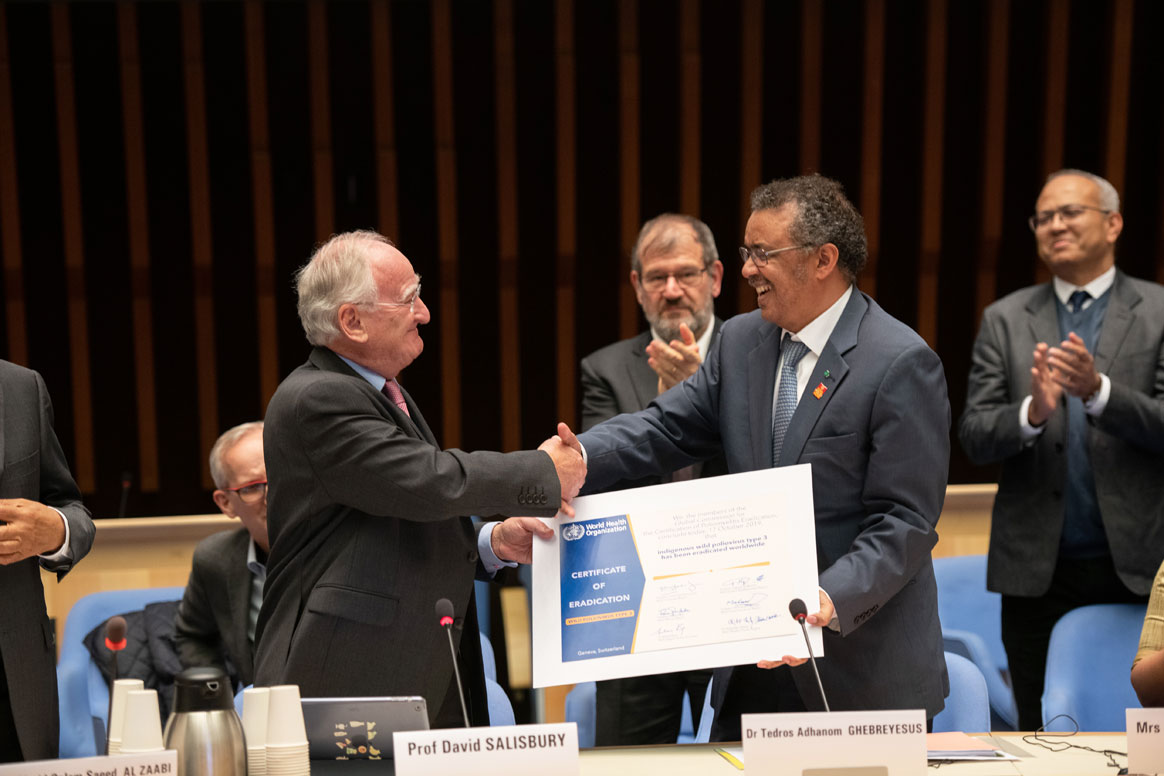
[301,696,429,761]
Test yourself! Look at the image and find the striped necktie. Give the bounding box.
[771,336,810,466]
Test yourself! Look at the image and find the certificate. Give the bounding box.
[532,464,822,688]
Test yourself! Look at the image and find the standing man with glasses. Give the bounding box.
[174,421,270,690]
[960,169,1164,730]
[575,175,951,739]
[254,230,586,727]
[580,214,725,745]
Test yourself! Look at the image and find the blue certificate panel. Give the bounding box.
[559,515,646,662]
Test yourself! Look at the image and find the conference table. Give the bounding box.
[305,733,1135,774]
[574,734,1134,775]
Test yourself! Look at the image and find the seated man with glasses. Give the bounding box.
[579,213,725,745]
[173,421,269,690]
[960,168,1164,730]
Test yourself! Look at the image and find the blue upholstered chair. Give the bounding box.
[1042,603,1146,732]
[564,681,597,747]
[933,555,1018,729]
[57,586,185,757]
[485,677,515,726]
[693,677,715,743]
[933,652,991,732]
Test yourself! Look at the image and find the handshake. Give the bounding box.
[538,422,587,517]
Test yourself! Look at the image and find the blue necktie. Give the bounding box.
[772,337,810,467]
[1068,289,1091,314]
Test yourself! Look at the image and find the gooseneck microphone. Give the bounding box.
[435,598,471,727]
[789,598,830,712]
[104,615,128,754]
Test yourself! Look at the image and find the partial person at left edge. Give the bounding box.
[0,360,95,762]
[174,421,270,691]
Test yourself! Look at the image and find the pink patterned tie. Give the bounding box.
[382,379,410,417]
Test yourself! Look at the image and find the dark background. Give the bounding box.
[1,0,1161,519]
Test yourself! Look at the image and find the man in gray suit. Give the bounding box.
[580,213,725,744]
[960,169,1164,730]
[174,421,269,689]
[0,360,94,761]
[254,230,586,727]
[576,175,950,740]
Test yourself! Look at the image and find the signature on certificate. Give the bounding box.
[656,623,689,641]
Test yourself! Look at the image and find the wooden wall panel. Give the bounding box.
[1,0,1163,515]
[117,3,159,492]
[50,4,95,493]
[180,2,218,489]
[0,6,27,365]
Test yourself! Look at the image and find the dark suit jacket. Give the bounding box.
[254,347,560,725]
[0,360,93,760]
[577,292,951,718]
[959,270,1164,597]
[579,320,729,487]
[173,526,256,688]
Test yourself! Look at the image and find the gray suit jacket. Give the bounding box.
[577,292,951,717]
[579,319,728,485]
[0,360,93,760]
[254,347,559,725]
[959,270,1164,597]
[174,527,255,688]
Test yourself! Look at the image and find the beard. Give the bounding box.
[648,302,712,343]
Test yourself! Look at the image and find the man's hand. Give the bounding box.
[1046,332,1103,399]
[539,422,586,517]
[646,323,702,393]
[1028,342,1063,426]
[0,499,66,565]
[491,517,555,565]
[757,590,835,670]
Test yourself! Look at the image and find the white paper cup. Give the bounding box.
[264,685,307,746]
[118,689,164,752]
[246,745,267,776]
[107,677,145,753]
[242,687,270,748]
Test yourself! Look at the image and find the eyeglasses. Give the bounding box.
[738,244,815,267]
[368,277,422,314]
[1028,204,1111,232]
[640,267,708,292]
[224,479,267,504]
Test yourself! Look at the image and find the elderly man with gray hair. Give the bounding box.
[960,169,1164,730]
[173,421,269,689]
[253,230,586,727]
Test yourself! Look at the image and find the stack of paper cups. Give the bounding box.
[107,678,145,754]
[242,687,270,776]
[264,685,309,776]
[118,689,165,753]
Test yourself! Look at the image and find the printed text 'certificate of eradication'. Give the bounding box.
[531,464,822,688]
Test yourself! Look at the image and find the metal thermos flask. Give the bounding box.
[163,667,246,776]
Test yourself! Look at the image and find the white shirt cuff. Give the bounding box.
[479,522,517,575]
[38,507,72,563]
[1018,395,1045,443]
[1084,373,1111,416]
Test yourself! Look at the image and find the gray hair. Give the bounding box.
[749,174,867,283]
[631,214,719,274]
[296,230,392,346]
[209,421,264,489]
[1045,169,1121,213]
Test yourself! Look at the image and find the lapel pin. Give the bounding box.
[813,382,828,399]
[822,369,830,378]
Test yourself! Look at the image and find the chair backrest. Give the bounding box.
[1042,602,1147,732]
[933,555,1007,670]
[693,677,715,744]
[485,677,515,726]
[564,681,596,748]
[932,652,991,732]
[57,586,185,758]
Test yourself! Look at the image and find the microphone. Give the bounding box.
[435,598,470,727]
[104,616,128,754]
[789,598,830,712]
[118,472,133,518]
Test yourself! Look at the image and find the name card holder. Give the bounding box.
[1128,708,1164,776]
[0,750,178,776]
[742,709,926,776]
[393,722,578,776]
